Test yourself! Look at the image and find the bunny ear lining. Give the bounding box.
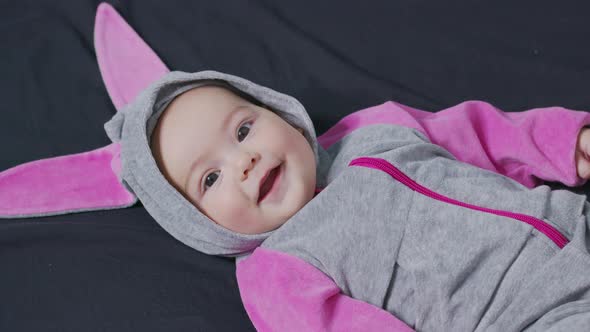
[0,2,173,218]
[0,144,136,218]
[94,2,169,111]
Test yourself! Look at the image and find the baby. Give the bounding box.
[105,70,590,331]
[150,83,316,235]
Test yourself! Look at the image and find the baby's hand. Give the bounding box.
[576,127,590,179]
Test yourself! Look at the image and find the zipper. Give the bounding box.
[349,157,569,249]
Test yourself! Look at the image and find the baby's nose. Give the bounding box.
[239,152,260,180]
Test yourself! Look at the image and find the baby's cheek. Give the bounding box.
[209,193,254,232]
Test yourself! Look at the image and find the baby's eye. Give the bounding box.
[237,122,252,142]
[203,170,220,191]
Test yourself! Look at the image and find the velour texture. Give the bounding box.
[318,100,590,188]
[237,247,414,332]
[94,3,169,111]
[0,2,165,219]
[0,143,135,218]
[3,0,590,331]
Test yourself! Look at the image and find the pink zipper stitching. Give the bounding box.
[349,157,569,249]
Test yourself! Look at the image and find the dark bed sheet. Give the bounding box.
[2,0,590,331]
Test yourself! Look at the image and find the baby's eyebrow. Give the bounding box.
[184,105,247,194]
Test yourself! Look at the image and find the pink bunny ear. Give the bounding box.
[95,2,170,111]
[0,144,136,218]
[0,2,171,218]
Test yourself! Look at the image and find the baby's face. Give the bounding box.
[151,86,316,234]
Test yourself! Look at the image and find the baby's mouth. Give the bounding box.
[258,164,281,204]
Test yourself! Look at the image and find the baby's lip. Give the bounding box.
[257,163,281,204]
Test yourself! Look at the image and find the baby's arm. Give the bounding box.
[319,100,590,188]
[236,248,414,332]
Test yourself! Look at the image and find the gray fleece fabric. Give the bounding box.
[262,123,590,331]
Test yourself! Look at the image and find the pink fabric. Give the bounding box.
[0,143,135,217]
[237,247,414,332]
[318,100,590,188]
[94,3,169,111]
[0,3,172,218]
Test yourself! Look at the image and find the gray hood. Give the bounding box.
[104,70,320,256]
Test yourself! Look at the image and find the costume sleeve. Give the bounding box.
[236,247,414,332]
[319,100,590,188]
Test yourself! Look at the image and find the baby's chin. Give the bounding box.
[216,181,315,235]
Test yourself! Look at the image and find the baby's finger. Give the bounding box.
[576,148,590,179]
